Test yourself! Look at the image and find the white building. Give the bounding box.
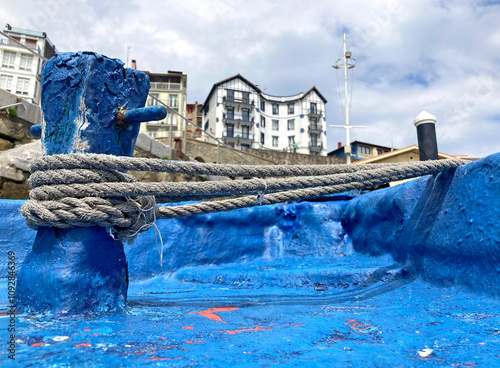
[0,24,56,105]
[202,74,327,155]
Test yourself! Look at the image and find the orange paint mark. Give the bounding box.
[292,324,303,327]
[216,326,272,335]
[187,306,239,323]
[91,333,100,337]
[345,319,372,331]
[184,341,207,344]
[181,326,194,330]
[166,325,170,327]
[83,329,91,332]
[159,337,168,340]
[75,343,91,348]
[30,342,46,347]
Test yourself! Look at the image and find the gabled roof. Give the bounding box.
[354,145,456,164]
[202,74,261,110]
[303,86,328,103]
[327,140,392,156]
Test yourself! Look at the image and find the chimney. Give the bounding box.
[131,59,137,70]
[338,142,342,149]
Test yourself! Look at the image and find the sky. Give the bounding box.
[2,0,500,157]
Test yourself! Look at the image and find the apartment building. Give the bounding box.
[133,60,187,138]
[0,24,56,105]
[186,102,203,138]
[202,74,327,155]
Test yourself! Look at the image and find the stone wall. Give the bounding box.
[160,138,345,166]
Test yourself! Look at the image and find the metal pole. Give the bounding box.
[169,110,173,147]
[343,34,351,165]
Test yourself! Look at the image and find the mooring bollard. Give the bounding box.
[414,111,439,161]
[17,51,166,314]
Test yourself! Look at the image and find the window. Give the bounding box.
[148,93,159,106]
[227,142,235,148]
[377,149,383,155]
[310,102,317,114]
[227,90,234,102]
[226,106,235,120]
[260,99,265,111]
[272,119,279,131]
[310,117,318,130]
[188,107,193,114]
[2,51,16,68]
[242,92,250,104]
[288,136,295,146]
[272,136,279,147]
[287,119,294,130]
[226,123,234,137]
[272,103,279,115]
[242,108,250,122]
[0,75,13,92]
[25,38,37,49]
[260,132,265,145]
[288,103,294,114]
[310,134,318,146]
[359,146,371,155]
[241,144,250,152]
[169,94,178,107]
[19,54,33,71]
[260,116,266,128]
[242,125,250,139]
[16,77,30,95]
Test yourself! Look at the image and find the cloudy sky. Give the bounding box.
[2,0,499,157]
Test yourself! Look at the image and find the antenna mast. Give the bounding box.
[331,34,365,164]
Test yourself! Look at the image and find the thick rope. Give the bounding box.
[20,154,468,237]
[29,153,428,178]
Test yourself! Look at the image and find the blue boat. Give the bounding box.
[0,52,498,367]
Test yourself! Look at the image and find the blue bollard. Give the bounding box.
[17,52,164,315]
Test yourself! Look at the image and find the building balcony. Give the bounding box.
[222,114,255,125]
[222,96,255,109]
[308,124,323,133]
[222,131,255,142]
[307,109,323,118]
[309,143,323,151]
[150,81,182,91]
[0,39,41,53]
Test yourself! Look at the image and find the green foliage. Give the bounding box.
[7,108,17,118]
[162,156,170,160]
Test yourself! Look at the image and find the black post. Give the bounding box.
[414,111,438,161]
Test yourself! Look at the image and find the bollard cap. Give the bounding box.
[414,111,437,127]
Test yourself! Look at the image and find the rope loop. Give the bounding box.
[20,153,470,239]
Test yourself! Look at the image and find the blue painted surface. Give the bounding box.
[2,151,499,364]
[121,105,167,124]
[17,52,153,314]
[41,52,149,157]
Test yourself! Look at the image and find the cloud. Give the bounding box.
[1,0,499,157]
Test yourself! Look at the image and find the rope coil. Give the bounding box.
[20,154,469,239]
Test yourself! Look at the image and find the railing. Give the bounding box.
[309,143,323,150]
[150,82,182,91]
[222,130,255,141]
[222,113,255,124]
[0,39,41,53]
[308,124,323,132]
[222,96,255,107]
[308,109,323,117]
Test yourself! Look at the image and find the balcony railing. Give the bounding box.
[223,113,255,125]
[309,143,323,150]
[222,131,254,141]
[150,82,182,91]
[308,109,323,118]
[223,96,255,108]
[0,39,42,54]
[308,124,323,132]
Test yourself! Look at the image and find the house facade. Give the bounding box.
[186,102,203,138]
[202,74,328,155]
[0,24,56,105]
[135,62,187,138]
[328,140,392,161]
